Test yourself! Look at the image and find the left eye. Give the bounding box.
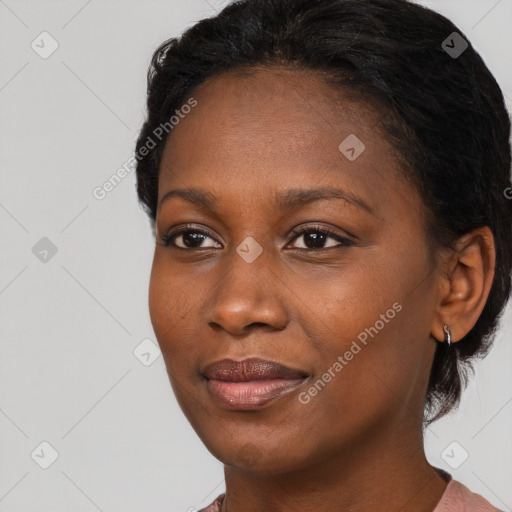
[288,226,353,250]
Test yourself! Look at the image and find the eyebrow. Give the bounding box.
[158,186,374,216]
[275,187,374,215]
[158,188,217,212]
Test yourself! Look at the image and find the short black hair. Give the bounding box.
[135,0,512,424]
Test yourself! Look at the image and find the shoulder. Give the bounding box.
[196,480,504,512]
[197,493,225,512]
[433,478,504,512]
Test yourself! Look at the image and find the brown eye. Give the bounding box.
[288,225,354,250]
[160,225,222,249]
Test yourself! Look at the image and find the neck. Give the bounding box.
[220,420,448,512]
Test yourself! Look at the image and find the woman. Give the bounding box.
[134,0,511,510]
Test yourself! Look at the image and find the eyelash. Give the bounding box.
[159,223,354,251]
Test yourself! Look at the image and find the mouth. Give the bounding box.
[201,357,310,410]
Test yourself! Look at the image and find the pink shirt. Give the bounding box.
[433,477,503,512]
[198,469,503,512]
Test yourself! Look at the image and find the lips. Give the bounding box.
[201,357,309,410]
[201,357,309,382]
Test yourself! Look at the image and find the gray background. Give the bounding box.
[0,1,511,511]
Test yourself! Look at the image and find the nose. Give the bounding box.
[206,245,289,336]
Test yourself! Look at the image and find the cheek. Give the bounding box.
[148,251,196,332]
[148,266,174,345]
[296,303,413,448]
[148,254,214,378]
[298,256,399,351]
[148,267,198,417]
[297,250,431,414]
[148,256,192,359]
[148,266,211,430]
[304,280,404,390]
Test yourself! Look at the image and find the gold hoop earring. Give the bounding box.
[443,324,452,346]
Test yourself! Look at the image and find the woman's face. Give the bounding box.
[149,67,442,473]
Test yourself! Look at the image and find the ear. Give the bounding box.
[431,226,496,344]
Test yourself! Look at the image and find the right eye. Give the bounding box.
[159,224,222,250]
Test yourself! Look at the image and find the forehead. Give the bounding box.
[163,65,386,160]
[157,66,408,214]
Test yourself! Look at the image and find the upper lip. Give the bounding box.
[201,357,309,382]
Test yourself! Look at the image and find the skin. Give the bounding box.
[148,66,496,512]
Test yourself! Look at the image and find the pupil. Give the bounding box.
[305,233,325,248]
[183,232,204,247]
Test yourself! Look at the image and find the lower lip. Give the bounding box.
[206,378,307,410]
